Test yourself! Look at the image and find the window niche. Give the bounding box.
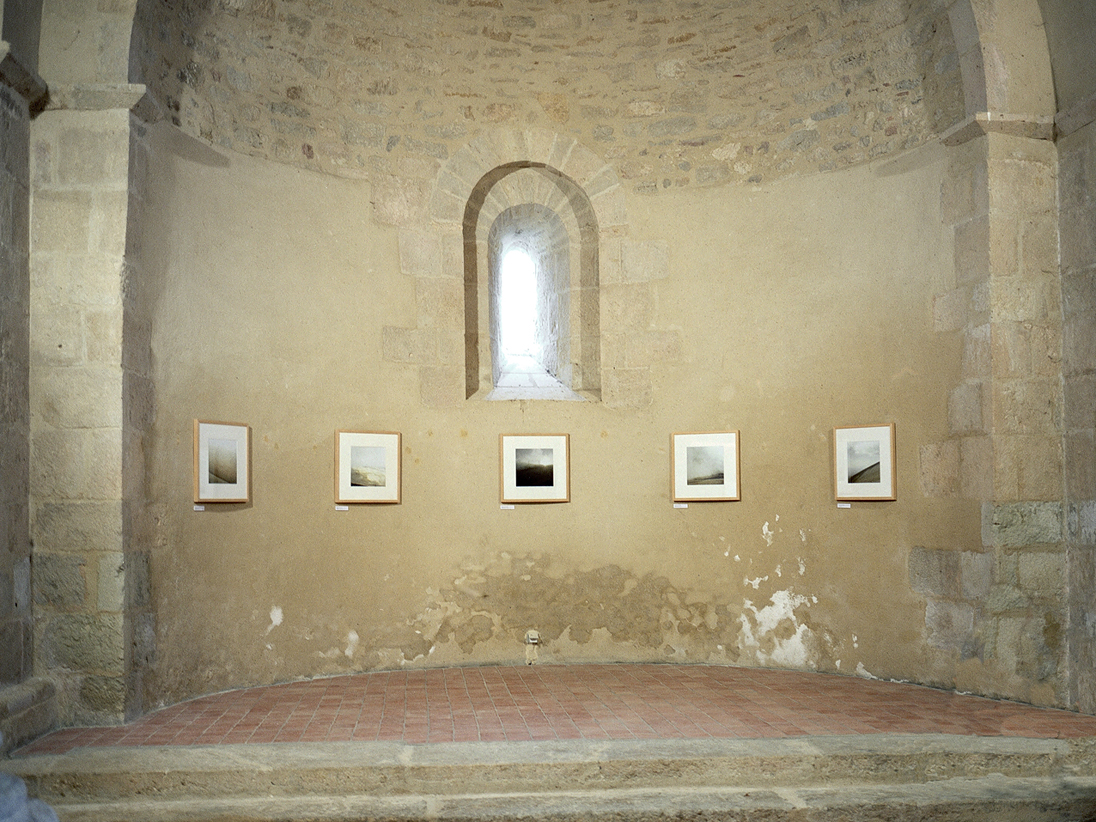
[463,163,600,401]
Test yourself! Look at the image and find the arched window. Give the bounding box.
[464,163,600,401]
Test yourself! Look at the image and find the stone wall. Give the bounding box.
[1061,111,1096,712]
[0,56,32,688]
[28,98,153,725]
[0,39,56,754]
[131,0,964,193]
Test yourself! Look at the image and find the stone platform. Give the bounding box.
[5,664,1096,820]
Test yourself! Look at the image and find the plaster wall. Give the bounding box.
[138,119,984,708]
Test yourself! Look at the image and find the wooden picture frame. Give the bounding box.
[500,434,570,503]
[834,423,896,501]
[672,431,741,502]
[335,431,401,504]
[193,420,250,503]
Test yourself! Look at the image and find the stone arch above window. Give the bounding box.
[466,163,599,401]
[386,128,676,409]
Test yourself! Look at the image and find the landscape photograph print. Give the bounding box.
[500,434,570,503]
[845,440,881,483]
[686,445,725,486]
[350,445,386,487]
[833,423,896,501]
[336,431,401,504]
[207,439,238,485]
[515,448,554,487]
[672,431,740,502]
[193,420,250,503]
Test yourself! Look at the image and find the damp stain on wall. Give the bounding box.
[376,554,828,670]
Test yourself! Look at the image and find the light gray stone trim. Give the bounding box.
[940,111,1056,146]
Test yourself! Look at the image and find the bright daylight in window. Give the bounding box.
[499,248,538,358]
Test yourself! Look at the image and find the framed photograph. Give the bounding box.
[336,431,401,504]
[672,431,741,502]
[834,423,896,501]
[193,420,250,503]
[500,434,570,503]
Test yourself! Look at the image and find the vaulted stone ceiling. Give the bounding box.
[131,0,964,190]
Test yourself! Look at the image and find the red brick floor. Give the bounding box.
[16,664,1096,756]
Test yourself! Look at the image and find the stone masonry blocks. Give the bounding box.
[919,440,959,497]
[37,613,124,673]
[34,501,123,555]
[382,326,436,365]
[909,546,961,599]
[31,427,123,501]
[398,227,443,279]
[925,599,975,651]
[97,553,124,612]
[986,501,1063,548]
[32,365,122,429]
[56,124,130,187]
[31,189,93,253]
[961,550,994,600]
[948,381,986,435]
[1018,551,1065,602]
[372,174,431,226]
[32,552,87,610]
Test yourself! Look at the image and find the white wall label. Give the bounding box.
[673,503,688,509]
[335,505,349,511]
[193,505,205,512]
[837,503,851,509]
[500,504,515,510]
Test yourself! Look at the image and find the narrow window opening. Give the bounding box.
[466,163,599,402]
[499,248,538,360]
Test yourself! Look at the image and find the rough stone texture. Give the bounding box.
[6,736,1096,822]
[0,56,34,690]
[29,104,149,726]
[129,0,964,194]
[1061,116,1096,712]
[923,127,1068,705]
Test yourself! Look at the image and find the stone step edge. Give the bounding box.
[44,775,1096,822]
[7,735,1096,805]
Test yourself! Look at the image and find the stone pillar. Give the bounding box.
[930,114,1064,705]
[1059,101,1096,712]
[0,46,36,688]
[29,85,151,724]
[0,43,56,753]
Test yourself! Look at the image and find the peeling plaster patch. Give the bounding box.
[345,630,359,658]
[798,558,806,575]
[734,555,741,561]
[856,662,878,679]
[853,634,859,648]
[775,565,782,577]
[745,575,769,589]
[800,529,808,543]
[762,522,774,546]
[738,590,814,667]
[266,606,283,635]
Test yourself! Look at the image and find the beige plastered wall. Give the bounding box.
[140,119,977,707]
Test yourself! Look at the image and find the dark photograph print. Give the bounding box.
[686,445,725,486]
[846,440,881,483]
[515,448,554,486]
[350,445,386,487]
[207,439,238,485]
